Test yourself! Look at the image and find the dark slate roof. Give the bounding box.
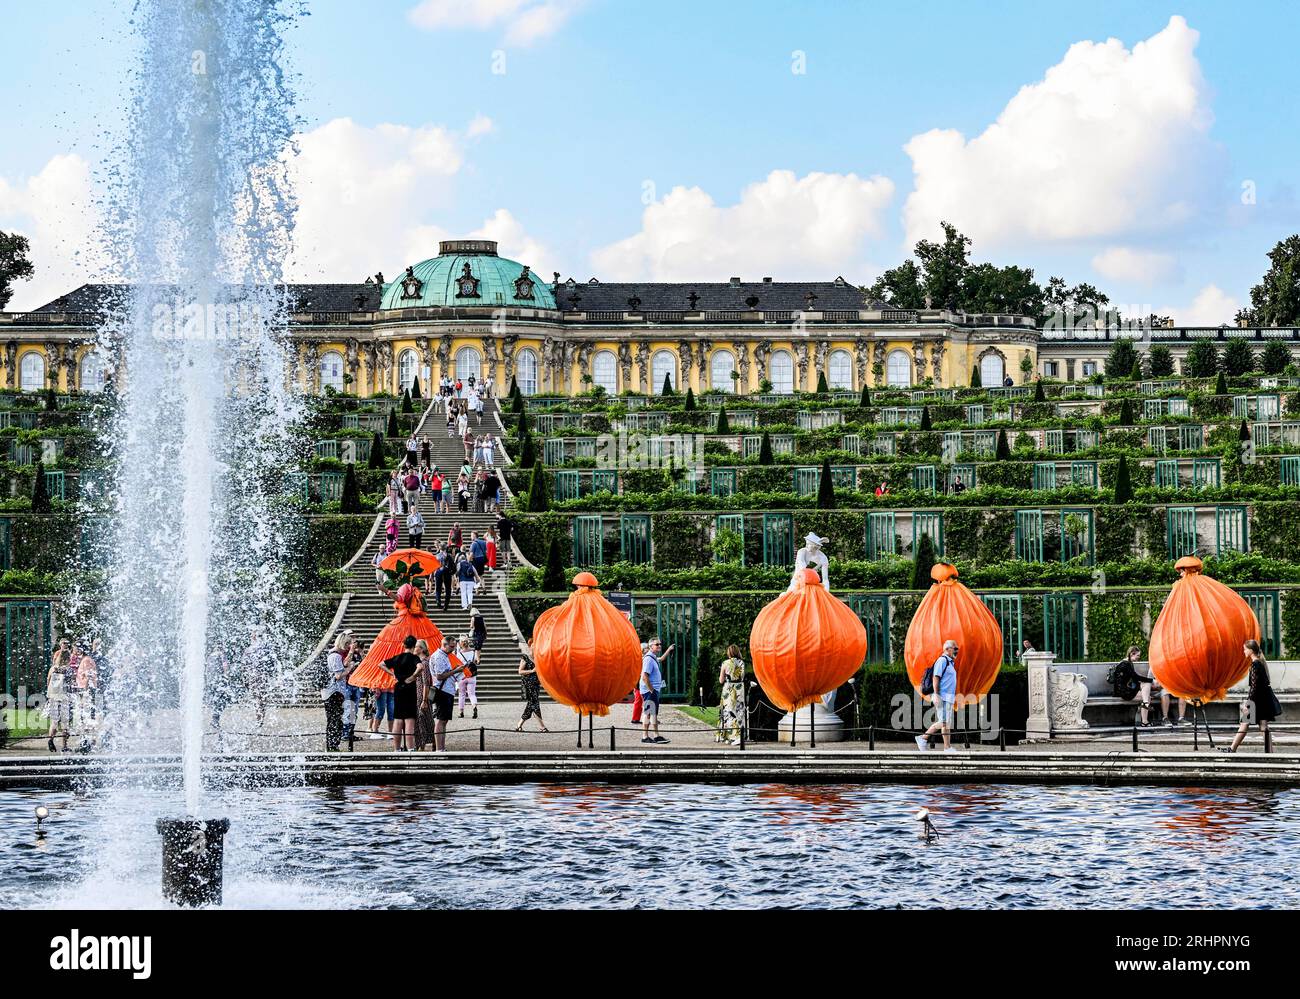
[549,279,868,313]
[33,282,384,314]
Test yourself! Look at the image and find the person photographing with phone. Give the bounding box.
[640,637,675,745]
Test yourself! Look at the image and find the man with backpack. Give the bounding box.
[916,639,959,753]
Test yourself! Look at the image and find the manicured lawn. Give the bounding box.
[1,708,46,739]
[677,705,719,727]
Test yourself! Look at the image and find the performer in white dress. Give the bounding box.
[789,532,830,591]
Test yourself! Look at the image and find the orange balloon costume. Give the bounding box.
[531,571,642,715]
[379,548,440,577]
[749,568,867,712]
[1150,556,1259,702]
[904,563,1003,704]
[347,584,445,691]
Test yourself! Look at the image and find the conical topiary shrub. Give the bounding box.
[816,456,835,510]
[386,408,399,438]
[44,387,56,411]
[401,388,413,414]
[758,430,774,465]
[541,537,566,592]
[410,376,422,400]
[715,403,730,435]
[526,462,549,512]
[919,405,932,432]
[816,371,829,394]
[1118,398,1134,426]
[518,428,536,469]
[971,366,982,388]
[368,431,385,469]
[1128,358,1142,381]
[1215,371,1228,396]
[859,384,871,407]
[1033,379,1045,402]
[684,387,696,411]
[31,461,51,513]
[339,462,364,513]
[911,532,937,590]
[662,373,674,396]
[995,428,1010,460]
[1113,453,1133,504]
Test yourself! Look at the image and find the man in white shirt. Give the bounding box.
[406,508,425,550]
[430,636,459,751]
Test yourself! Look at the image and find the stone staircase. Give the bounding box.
[296,395,530,704]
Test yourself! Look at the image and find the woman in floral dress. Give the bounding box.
[717,645,746,745]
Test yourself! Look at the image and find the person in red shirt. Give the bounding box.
[429,468,446,514]
[874,479,890,497]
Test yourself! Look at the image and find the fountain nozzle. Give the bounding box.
[156,817,231,907]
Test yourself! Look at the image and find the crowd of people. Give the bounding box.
[41,636,105,753]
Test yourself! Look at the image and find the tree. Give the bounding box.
[368,431,385,469]
[1147,344,1175,377]
[1033,379,1045,402]
[995,428,1010,460]
[858,384,871,407]
[410,376,422,400]
[910,532,937,590]
[518,427,536,468]
[715,404,730,435]
[512,389,526,415]
[339,463,364,513]
[1128,357,1143,382]
[684,386,696,411]
[758,430,774,465]
[1247,234,1300,326]
[1113,453,1133,504]
[31,461,51,513]
[526,462,549,512]
[1261,340,1292,375]
[1222,338,1257,376]
[508,375,519,399]
[1118,398,1134,426]
[1106,337,1139,377]
[1040,276,1118,330]
[0,231,35,310]
[816,456,835,510]
[962,262,1044,318]
[386,408,399,438]
[401,388,413,414]
[44,386,56,411]
[661,373,673,396]
[1214,371,1228,396]
[815,370,829,394]
[1240,419,1251,441]
[863,259,924,309]
[1184,340,1220,378]
[919,404,932,432]
[970,365,981,388]
[541,538,566,592]
[914,221,971,308]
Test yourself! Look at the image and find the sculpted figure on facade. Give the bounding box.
[303,341,321,394]
[752,342,770,383]
[913,341,927,381]
[794,342,810,391]
[635,341,650,394]
[577,343,594,381]
[5,342,18,388]
[501,333,518,380]
[854,339,870,387]
[361,342,377,394]
[677,342,694,387]
[618,342,633,387]
[930,342,945,384]
[735,342,750,390]
[813,340,829,381]
[540,335,555,391]
[481,336,500,384]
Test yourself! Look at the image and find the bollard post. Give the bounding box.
[1132,725,1139,753]
[868,724,875,751]
[610,725,616,752]
[479,726,485,752]
[1193,712,1199,751]
[576,710,583,749]
[1265,725,1273,754]
[999,727,1006,752]
[809,702,816,749]
[348,729,355,753]
[588,712,594,749]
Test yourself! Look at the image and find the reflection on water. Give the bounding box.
[2,783,1297,910]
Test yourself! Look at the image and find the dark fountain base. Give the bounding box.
[156,817,231,907]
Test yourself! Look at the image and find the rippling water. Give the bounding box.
[3,783,1297,909]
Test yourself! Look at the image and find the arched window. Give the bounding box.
[827,349,853,390]
[398,348,419,391]
[770,350,794,394]
[710,350,736,392]
[455,345,482,384]
[515,348,538,396]
[651,350,676,392]
[592,350,618,394]
[319,350,344,392]
[886,349,911,388]
[19,352,46,393]
[980,352,1005,387]
[79,351,107,393]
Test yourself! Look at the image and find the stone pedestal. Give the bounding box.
[1024,651,1090,741]
[777,701,845,744]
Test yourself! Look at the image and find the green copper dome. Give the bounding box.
[380,240,555,311]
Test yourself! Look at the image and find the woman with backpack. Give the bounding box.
[1221,639,1282,753]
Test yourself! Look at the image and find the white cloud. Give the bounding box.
[285,117,469,281]
[407,0,580,46]
[1092,246,1182,286]
[466,114,495,138]
[1162,284,1239,327]
[903,16,1221,248]
[0,154,111,311]
[590,169,895,282]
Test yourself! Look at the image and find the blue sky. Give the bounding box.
[2,0,1298,319]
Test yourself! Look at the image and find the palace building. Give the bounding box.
[1,239,1297,395]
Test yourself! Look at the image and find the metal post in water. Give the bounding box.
[157,818,230,908]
